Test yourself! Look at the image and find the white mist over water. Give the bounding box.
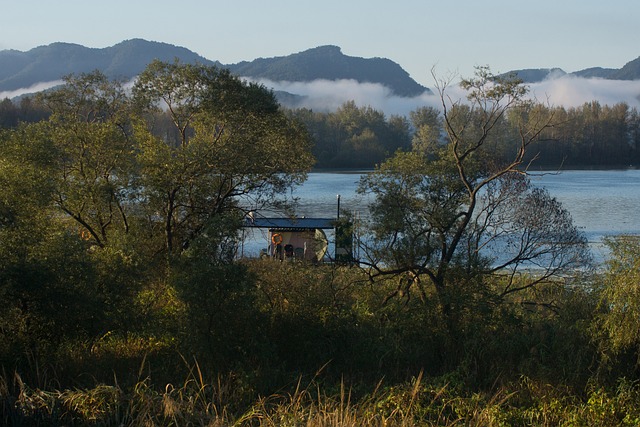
[0,80,64,99]
[529,76,640,109]
[4,74,639,117]
[251,76,640,116]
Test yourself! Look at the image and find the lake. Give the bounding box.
[242,169,640,263]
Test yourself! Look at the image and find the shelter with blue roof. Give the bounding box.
[243,215,350,262]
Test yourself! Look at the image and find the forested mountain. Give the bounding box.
[507,56,640,82]
[505,68,567,83]
[572,67,617,79]
[4,39,638,99]
[0,39,219,92]
[227,45,428,97]
[0,39,427,97]
[611,56,640,80]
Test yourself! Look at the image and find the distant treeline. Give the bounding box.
[288,100,640,168]
[2,96,640,168]
[0,97,49,127]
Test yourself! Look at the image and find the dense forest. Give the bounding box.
[288,100,640,168]
[3,94,639,169]
[2,64,640,426]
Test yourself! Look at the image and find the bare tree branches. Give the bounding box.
[358,67,591,315]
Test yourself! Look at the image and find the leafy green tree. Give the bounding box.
[290,101,412,168]
[594,236,640,360]
[358,67,591,328]
[133,60,314,256]
[409,106,442,156]
[0,98,18,128]
[387,114,412,151]
[29,63,314,259]
[548,101,640,166]
[0,125,100,358]
[0,62,316,367]
[629,107,640,154]
[170,215,268,369]
[0,96,49,129]
[36,71,136,247]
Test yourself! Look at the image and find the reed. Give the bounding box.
[6,367,640,426]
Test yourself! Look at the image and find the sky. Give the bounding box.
[1,0,639,113]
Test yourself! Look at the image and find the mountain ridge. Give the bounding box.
[0,39,219,93]
[505,56,640,83]
[0,39,428,98]
[227,45,427,97]
[1,39,639,100]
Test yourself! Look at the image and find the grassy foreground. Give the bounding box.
[2,256,640,426]
[4,369,640,426]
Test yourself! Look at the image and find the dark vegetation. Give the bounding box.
[1,63,640,425]
[3,95,640,170]
[290,99,640,168]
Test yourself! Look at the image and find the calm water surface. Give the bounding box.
[244,169,640,262]
[529,170,640,237]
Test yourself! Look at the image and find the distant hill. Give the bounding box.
[1,39,638,101]
[0,39,219,92]
[610,56,640,80]
[505,68,567,83]
[506,56,640,83]
[0,39,429,98]
[572,67,617,79]
[227,45,428,97]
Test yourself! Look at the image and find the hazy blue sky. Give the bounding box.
[1,0,638,86]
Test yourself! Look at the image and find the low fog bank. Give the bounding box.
[253,76,640,116]
[0,80,64,100]
[252,77,440,116]
[3,76,640,118]
[529,76,640,109]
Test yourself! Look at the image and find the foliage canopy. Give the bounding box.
[358,67,591,326]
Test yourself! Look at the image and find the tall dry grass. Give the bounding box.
[8,367,640,426]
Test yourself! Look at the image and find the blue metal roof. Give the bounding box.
[243,217,335,230]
